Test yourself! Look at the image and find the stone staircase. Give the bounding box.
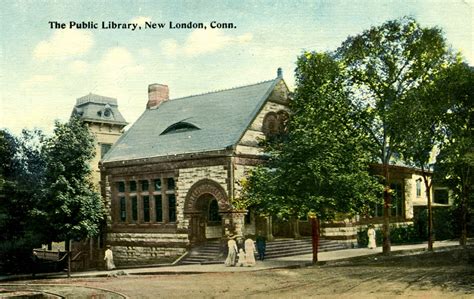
[180,240,223,265]
[179,238,348,265]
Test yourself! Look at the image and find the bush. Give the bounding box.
[357,224,423,247]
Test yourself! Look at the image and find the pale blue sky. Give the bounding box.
[1,0,472,134]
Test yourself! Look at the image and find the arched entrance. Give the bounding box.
[184,179,231,244]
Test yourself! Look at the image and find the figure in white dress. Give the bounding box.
[236,249,246,267]
[104,246,116,270]
[244,238,256,266]
[225,236,238,266]
[367,226,377,249]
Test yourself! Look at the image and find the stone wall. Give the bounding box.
[236,100,288,156]
[107,232,188,265]
[177,165,229,229]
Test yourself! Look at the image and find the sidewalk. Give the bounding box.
[0,240,462,281]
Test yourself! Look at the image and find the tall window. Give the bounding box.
[130,181,137,193]
[119,197,126,222]
[131,196,138,221]
[154,179,161,191]
[117,182,125,193]
[416,179,422,197]
[155,195,163,222]
[140,180,149,192]
[390,183,403,218]
[168,194,176,222]
[167,178,175,190]
[143,196,150,222]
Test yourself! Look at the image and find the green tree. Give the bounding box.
[0,129,46,273]
[40,117,104,252]
[242,52,382,262]
[336,17,455,253]
[434,63,474,246]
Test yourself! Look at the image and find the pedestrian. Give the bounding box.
[244,238,256,266]
[256,232,266,261]
[225,235,238,266]
[367,225,377,249]
[236,248,246,267]
[104,245,116,270]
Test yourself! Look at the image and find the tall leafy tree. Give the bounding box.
[242,52,381,262]
[434,63,474,246]
[40,117,104,248]
[0,129,46,272]
[336,17,455,253]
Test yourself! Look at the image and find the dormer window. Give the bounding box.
[97,104,114,119]
[160,121,200,135]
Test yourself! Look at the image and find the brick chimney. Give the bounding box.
[147,83,169,109]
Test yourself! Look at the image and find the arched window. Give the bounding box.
[262,112,278,137]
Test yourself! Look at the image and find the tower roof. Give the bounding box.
[71,93,128,126]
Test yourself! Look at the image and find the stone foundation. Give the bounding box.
[107,232,188,265]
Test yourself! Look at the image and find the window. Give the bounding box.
[168,194,176,222]
[208,199,221,223]
[155,195,163,222]
[131,196,138,221]
[167,178,175,190]
[154,179,162,191]
[244,210,251,224]
[434,189,449,204]
[416,179,422,197]
[160,121,200,135]
[117,182,125,193]
[143,196,150,222]
[130,181,137,193]
[119,197,126,222]
[262,113,278,137]
[390,183,403,218]
[140,180,149,192]
[100,143,112,158]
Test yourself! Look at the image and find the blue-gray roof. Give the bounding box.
[102,78,281,162]
[71,93,128,126]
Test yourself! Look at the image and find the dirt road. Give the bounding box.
[6,247,474,298]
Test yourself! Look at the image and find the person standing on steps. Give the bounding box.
[256,231,267,261]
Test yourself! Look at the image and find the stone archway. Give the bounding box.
[184,179,231,243]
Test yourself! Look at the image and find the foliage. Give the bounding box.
[39,117,105,244]
[334,16,456,252]
[0,129,47,273]
[434,63,474,245]
[242,52,382,221]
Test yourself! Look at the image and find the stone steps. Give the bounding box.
[179,238,348,265]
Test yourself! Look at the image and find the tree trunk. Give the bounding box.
[310,216,320,263]
[382,163,391,255]
[65,239,71,278]
[422,174,434,251]
[460,188,467,246]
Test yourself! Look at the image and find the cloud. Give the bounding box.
[68,60,90,74]
[21,75,56,89]
[129,16,152,26]
[33,30,94,61]
[96,47,145,94]
[161,30,253,57]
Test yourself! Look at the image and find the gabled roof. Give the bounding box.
[71,93,128,126]
[102,77,282,163]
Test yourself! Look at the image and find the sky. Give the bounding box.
[1,0,472,135]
